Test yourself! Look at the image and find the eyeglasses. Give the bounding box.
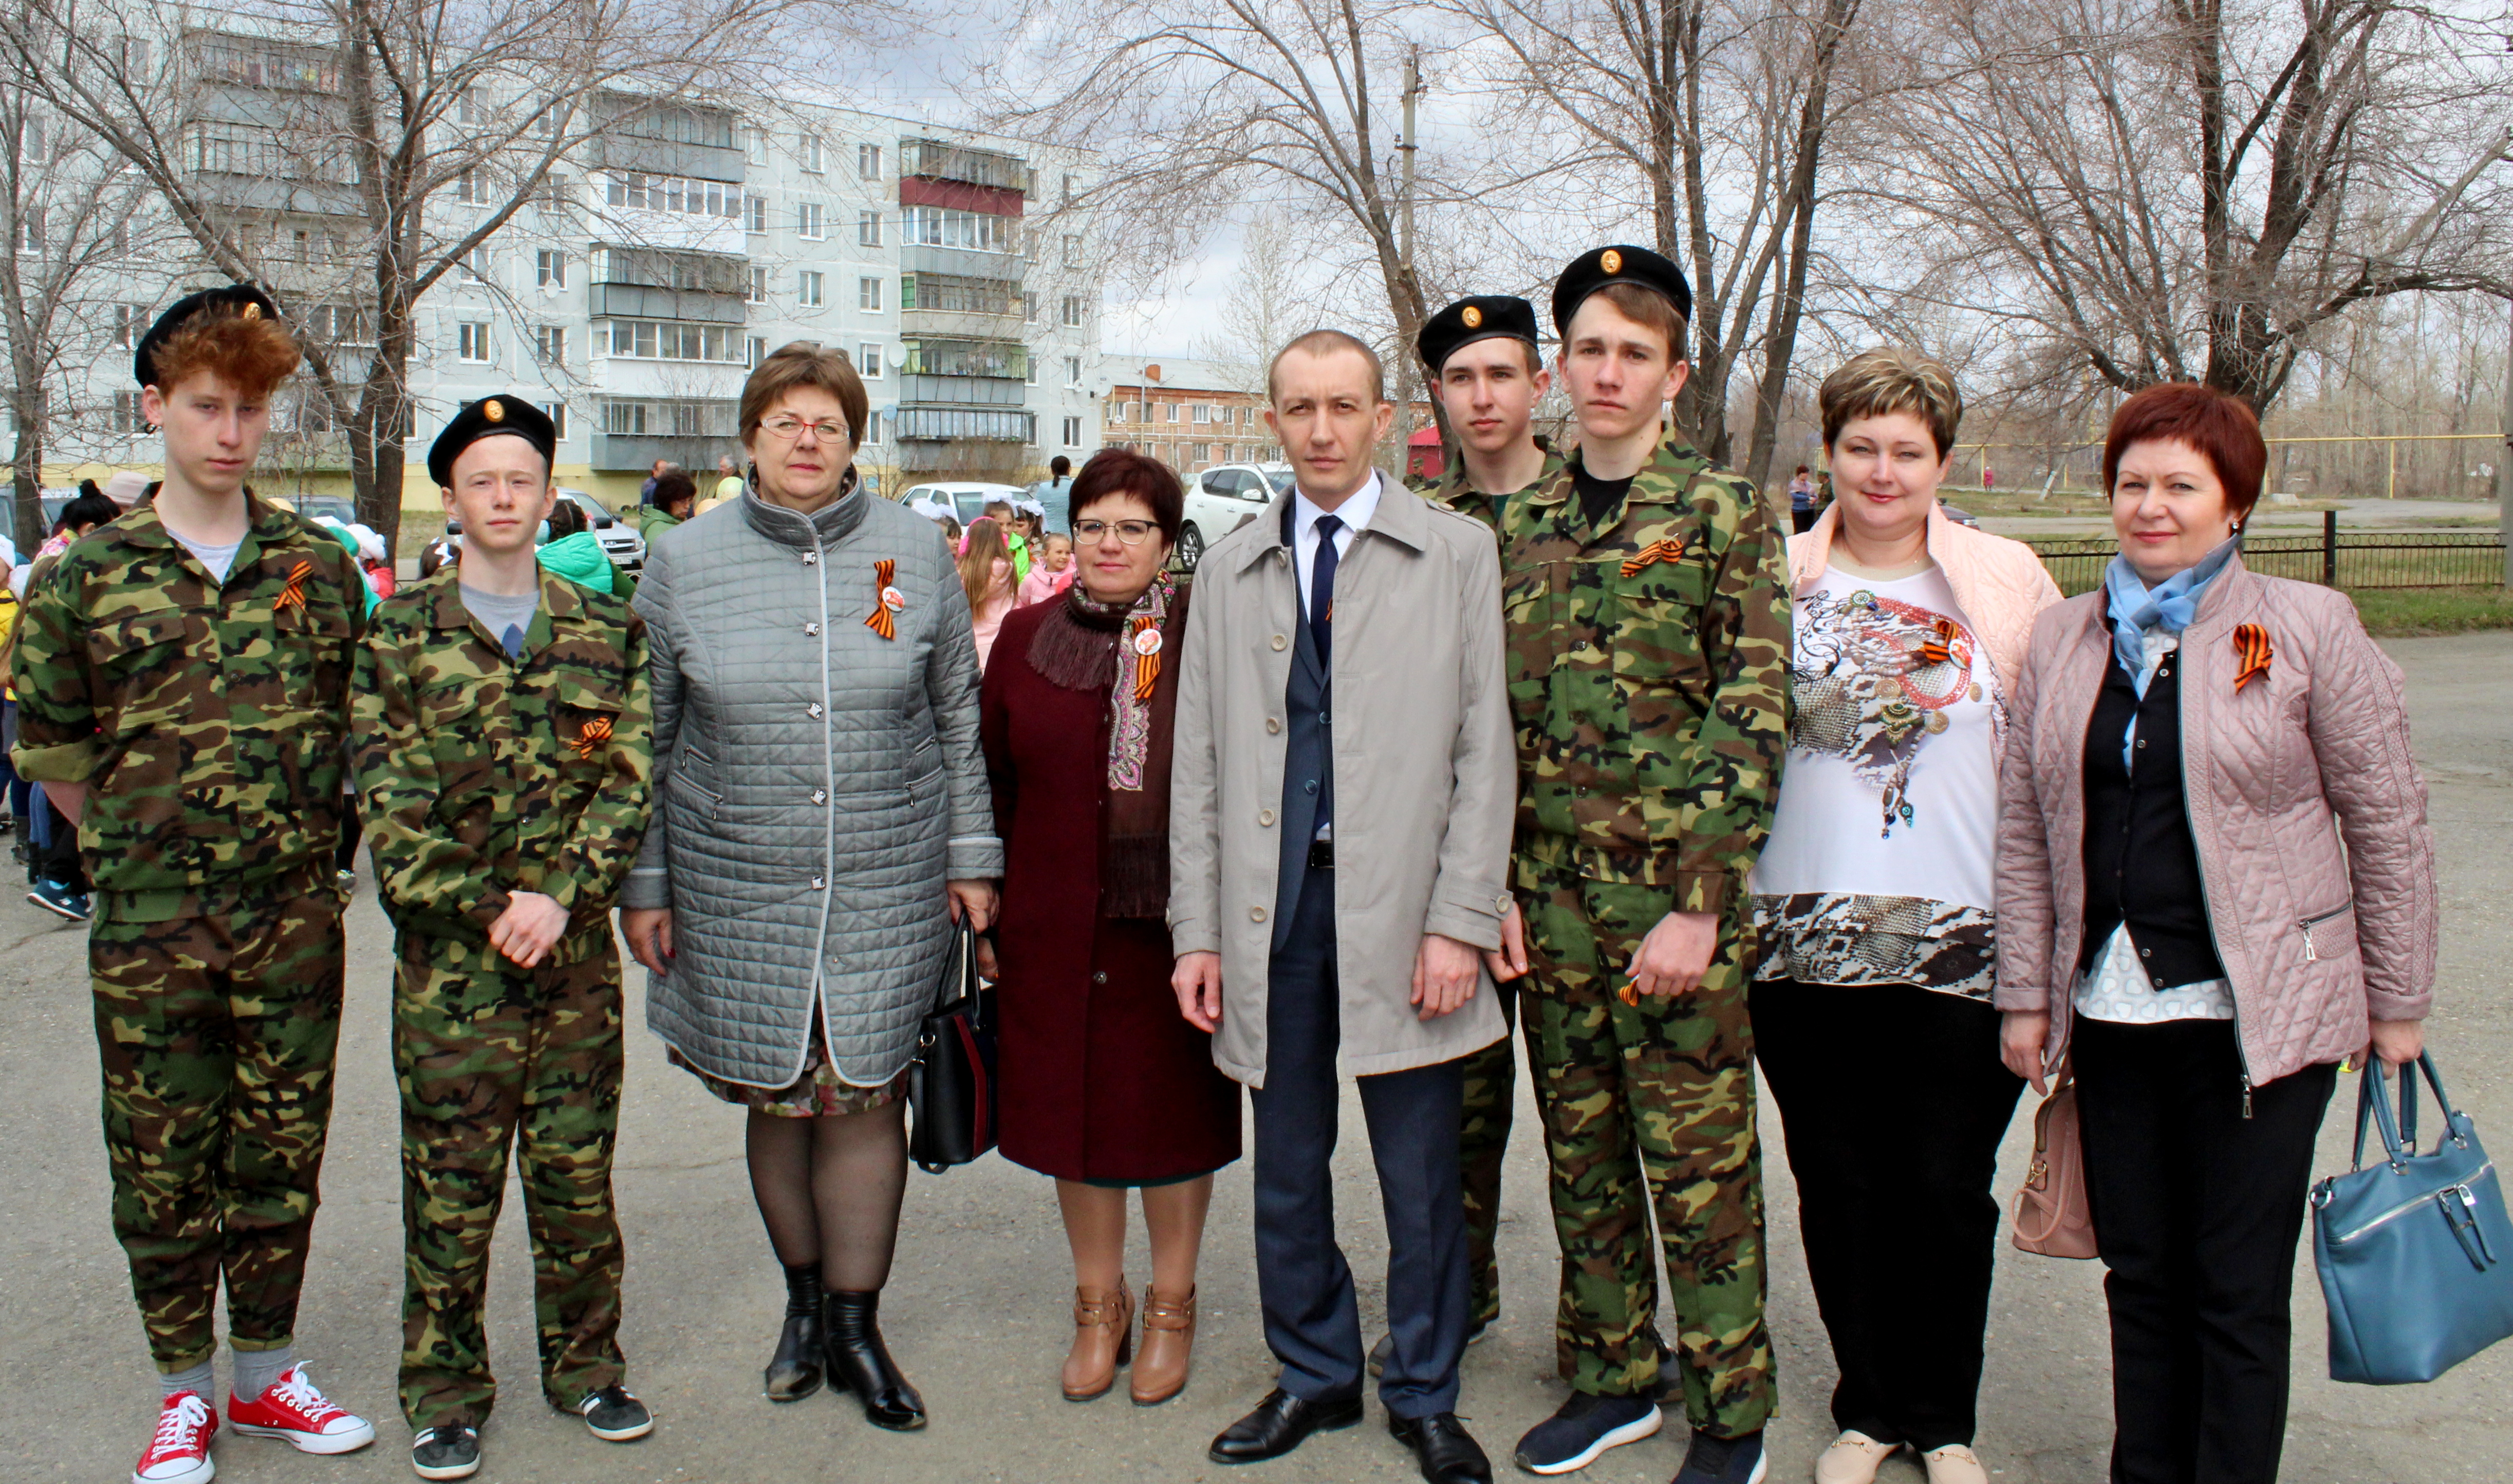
[758,415,851,443]
[1072,519,1160,546]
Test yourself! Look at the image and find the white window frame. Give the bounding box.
[858,276,883,312]
[745,194,767,234]
[798,270,825,308]
[858,343,884,379]
[747,267,768,304]
[1062,415,1081,448]
[800,133,825,173]
[1065,355,1082,388]
[535,249,565,289]
[797,201,825,240]
[534,323,566,365]
[457,322,492,363]
[1061,295,1083,328]
[858,209,882,247]
[541,400,568,439]
[858,142,882,179]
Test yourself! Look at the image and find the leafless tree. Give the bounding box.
[2,0,890,546]
[1850,0,2513,414]
[0,101,168,550]
[1438,0,1866,484]
[1190,217,1306,398]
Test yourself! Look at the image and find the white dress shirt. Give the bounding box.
[1290,471,1384,621]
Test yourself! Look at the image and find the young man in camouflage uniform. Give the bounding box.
[1498,247,1791,1483]
[354,396,655,1481]
[1400,295,1564,1359]
[14,285,378,1484]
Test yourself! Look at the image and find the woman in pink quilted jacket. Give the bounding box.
[1995,382,2437,1484]
[1752,347,2061,1484]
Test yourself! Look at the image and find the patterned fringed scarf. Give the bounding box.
[1023,573,1184,918]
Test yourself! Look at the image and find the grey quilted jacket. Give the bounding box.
[627,481,1002,1088]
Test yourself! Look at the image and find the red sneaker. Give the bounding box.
[133,1391,217,1484]
[227,1364,376,1455]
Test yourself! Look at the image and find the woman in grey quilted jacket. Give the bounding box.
[621,343,1002,1430]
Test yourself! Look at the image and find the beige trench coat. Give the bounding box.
[1169,478,1515,1087]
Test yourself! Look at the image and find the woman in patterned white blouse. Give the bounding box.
[1748,348,2061,1484]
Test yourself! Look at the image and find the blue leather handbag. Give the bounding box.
[2312,1053,2513,1384]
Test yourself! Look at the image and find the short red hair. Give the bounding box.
[149,307,301,400]
[2103,383,2267,519]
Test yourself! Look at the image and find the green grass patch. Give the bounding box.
[2349,587,2513,636]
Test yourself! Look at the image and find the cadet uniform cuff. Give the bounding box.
[1671,870,1730,917]
[12,739,99,783]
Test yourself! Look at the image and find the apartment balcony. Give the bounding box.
[592,94,744,184]
[902,243,1023,281]
[590,433,740,473]
[899,138,1028,194]
[898,373,1027,407]
[587,243,748,324]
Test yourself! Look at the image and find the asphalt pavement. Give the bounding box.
[6,632,2510,1484]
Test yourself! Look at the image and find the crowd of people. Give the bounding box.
[27,243,2438,1484]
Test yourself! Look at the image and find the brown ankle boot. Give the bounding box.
[1129,1285,1196,1405]
[1062,1280,1133,1402]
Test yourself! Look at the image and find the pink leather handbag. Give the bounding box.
[2012,1078,2098,1259]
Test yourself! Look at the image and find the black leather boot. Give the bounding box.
[823,1289,926,1430]
[764,1267,825,1401]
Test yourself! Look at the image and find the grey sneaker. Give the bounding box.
[409,1425,480,1480]
[573,1384,654,1442]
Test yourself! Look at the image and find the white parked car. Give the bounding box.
[1177,463,1293,569]
[899,481,1030,527]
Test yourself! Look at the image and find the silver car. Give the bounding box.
[1176,463,1293,569]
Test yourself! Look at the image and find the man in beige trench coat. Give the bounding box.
[1170,329,1516,1484]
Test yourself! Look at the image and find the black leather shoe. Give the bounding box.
[823,1290,926,1430]
[765,1273,825,1401]
[1207,1387,1365,1463]
[1389,1412,1493,1483]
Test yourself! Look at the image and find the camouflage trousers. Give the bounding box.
[91,893,346,1373]
[395,931,626,1431]
[1518,857,1776,1437]
[1458,982,1522,1328]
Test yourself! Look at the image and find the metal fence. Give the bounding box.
[2025,514,2507,596]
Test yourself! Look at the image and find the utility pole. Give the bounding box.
[2499,294,2511,588]
[1393,43,1422,471]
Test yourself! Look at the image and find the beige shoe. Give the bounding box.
[1813,1430,1900,1484]
[1921,1443,1990,1484]
[1060,1280,1133,1402]
[1128,1285,1196,1405]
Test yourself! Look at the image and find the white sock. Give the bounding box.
[160,1359,214,1400]
[232,1344,293,1402]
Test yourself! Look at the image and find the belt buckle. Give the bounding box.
[1307,839,1335,871]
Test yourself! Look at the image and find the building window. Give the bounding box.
[746,335,766,366]
[605,172,739,219]
[800,133,824,172]
[858,276,882,312]
[455,169,479,204]
[1190,403,1210,424]
[1061,295,1083,327]
[1060,172,1077,204]
[542,401,568,439]
[457,85,482,125]
[1191,443,1210,465]
[604,320,744,362]
[111,390,145,434]
[741,267,765,304]
[1062,415,1081,447]
[863,411,885,445]
[858,142,882,179]
[858,210,882,247]
[1065,355,1081,388]
[1164,402,1179,423]
[797,201,824,240]
[111,303,142,348]
[458,322,492,362]
[1062,233,1082,266]
[1024,355,1038,387]
[745,126,767,164]
[536,249,566,288]
[745,194,767,233]
[460,247,491,284]
[799,271,825,308]
[534,324,566,365]
[858,343,884,379]
[900,205,1016,253]
[538,173,572,210]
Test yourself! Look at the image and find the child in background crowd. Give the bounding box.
[1016,533,1074,607]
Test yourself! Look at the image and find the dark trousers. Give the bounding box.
[2074,1017,2337,1484]
[1253,863,1469,1419]
[1752,979,2022,1451]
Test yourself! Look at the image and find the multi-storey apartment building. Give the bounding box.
[15,35,1104,512]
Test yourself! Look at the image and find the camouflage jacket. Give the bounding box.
[11,496,364,921]
[1411,435,1564,533]
[1496,425,1791,916]
[353,566,653,961]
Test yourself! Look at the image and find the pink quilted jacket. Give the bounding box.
[1788,502,2061,697]
[1993,557,2438,1086]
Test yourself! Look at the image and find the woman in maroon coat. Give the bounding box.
[978,449,1241,1410]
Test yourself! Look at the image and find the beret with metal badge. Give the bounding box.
[426,395,559,489]
[132,283,286,389]
[1417,295,1542,374]
[1551,244,1694,337]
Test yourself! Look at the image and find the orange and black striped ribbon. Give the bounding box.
[2233,623,2273,691]
[275,558,313,611]
[1914,616,1959,667]
[865,558,897,640]
[569,715,614,760]
[1620,538,1684,577]
[1130,616,1160,701]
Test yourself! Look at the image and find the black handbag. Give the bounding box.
[906,926,998,1173]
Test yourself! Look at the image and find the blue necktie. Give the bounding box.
[1309,514,1342,666]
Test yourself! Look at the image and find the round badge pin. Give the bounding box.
[1461,305,1483,328]
[881,586,906,611]
[1601,248,1624,274]
[1133,627,1164,657]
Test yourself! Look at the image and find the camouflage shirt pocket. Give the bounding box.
[552,672,626,774]
[95,605,196,737]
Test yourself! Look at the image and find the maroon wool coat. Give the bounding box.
[979,599,1242,1183]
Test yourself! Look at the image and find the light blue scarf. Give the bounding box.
[2103,536,2238,767]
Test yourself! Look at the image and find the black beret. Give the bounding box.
[1418,295,1541,375]
[427,395,558,489]
[1551,245,1693,337]
[133,283,284,389]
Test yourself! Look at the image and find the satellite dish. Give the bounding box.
[881,403,899,419]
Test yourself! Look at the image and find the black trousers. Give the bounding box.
[2073,1017,2337,1484]
[1252,863,1470,1419]
[1751,978,2022,1451]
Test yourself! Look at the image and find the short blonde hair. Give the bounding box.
[1268,329,1385,405]
[738,341,868,447]
[1819,347,1963,459]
